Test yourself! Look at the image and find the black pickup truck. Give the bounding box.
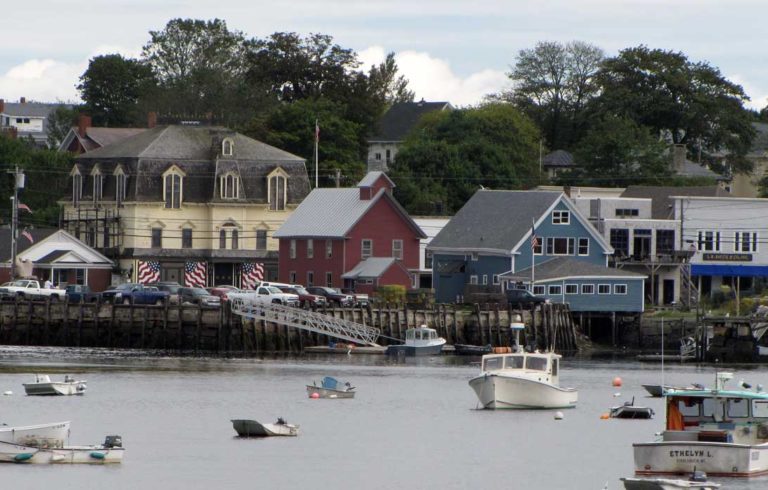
[100,283,170,305]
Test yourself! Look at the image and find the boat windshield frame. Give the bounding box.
[481,353,552,372]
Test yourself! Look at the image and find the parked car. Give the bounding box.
[0,279,66,301]
[233,285,300,307]
[206,285,241,302]
[277,285,327,308]
[305,286,354,307]
[178,287,221,307]
[341,288,370,307]
[65,284,99,303]
[101,283,170,305]
[505,288,549,307]
[147,281,182,305]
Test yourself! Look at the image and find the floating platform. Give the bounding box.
[303,345,387,354]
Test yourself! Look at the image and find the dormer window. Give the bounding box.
[268,168,288,211]
[220,172,239,199]
[71,167,82,206]
[162,166,185,209]
[552,210,570,224]
[115,168,127,205]
[222,138,234,156]
[91,167,103,202]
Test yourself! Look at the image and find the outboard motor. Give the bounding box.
[103,435,123,448]
[689,469,708,482]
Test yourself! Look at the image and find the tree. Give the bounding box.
[46,105,80,148]
[500,40,604,149]
[78,54,156,127]
[389,103,541,214]
[594,46,755,173]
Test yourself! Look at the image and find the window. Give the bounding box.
[493,274,500,285]
[546,237,574,255]
[614,284,627,295]
[290,239,296,259]
[578,238,589,256]
[610,229,629,257]
[307,239,314,258]
[565,284,578,294]
[361,239,373,259]
[256,229,267,250]
[220,172,239,199]
[375,152,381,161]
[548,285,562,295]
[533,236,543,255]
[103,226,110,248]
[222,138,233,156]
[289,271,297,283]
[425,251,433,268]
[23,118,29,123]
[728,398,749,418]
[552,210,570,224]
[581,284,594,294]
[753,400,768,418]
[385,149,391,163]
[326,272,333,287]
[72,172,82,205]
[268,173,287,211]
[470,252,479,261]
[164,172,182,209]
[735,232,758,252]
[533,285,545,295]
[151,228,162,248]
[615,208,639,218]
[115,172,127,205]
[392,239,403,260]
[15,118,21,123]
[219,229,226,249]
[482,275,488,285]
[657,229,675,254]
[697,230,721,252]
[326,240,333,259]
[598,284,610,294]
[307,271,314,287]
[231,229,239,250]
[92,171,103,202]
[469,275,478,285]
[182,229,192,249]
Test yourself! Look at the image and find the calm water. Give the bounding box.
[1,347,766,490]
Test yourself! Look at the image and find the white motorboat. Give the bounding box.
[633,372,768,477]
[0,421,70,448]
[0,435,123,464]
[468,350,578,409]
[23,374,87,396]
[231,418,299,437]
[385,325,446,356]
[621,476,719,489]
[306,377,355,399]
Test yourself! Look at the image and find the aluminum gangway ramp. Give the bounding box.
[229,296,380,346]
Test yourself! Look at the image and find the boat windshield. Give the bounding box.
[525,356,548,372]
[483,357,503,371]
[503,355,524,369]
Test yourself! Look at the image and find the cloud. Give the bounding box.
[359,46,508,107]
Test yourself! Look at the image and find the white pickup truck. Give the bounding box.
[231,285,300,307]
[0,279,66,300]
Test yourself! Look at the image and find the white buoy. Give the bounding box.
[2,391,12,396]
[613,392,622,397]
[554,411,564,420]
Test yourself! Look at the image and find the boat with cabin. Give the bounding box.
[231,418,299,437]
[633,371,768,477]
[306,377,355,399]
[384,325,446,356]
[23,374,86,396]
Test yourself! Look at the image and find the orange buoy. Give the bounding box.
[310,392,320,399]
[600,413,610,419]
[612,377,622,387]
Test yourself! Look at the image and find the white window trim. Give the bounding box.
[581,284,594,295]
[392,239,403,260]
[289,239,296,259]
[548,285,562,295]
[267,167,289,211]
[114,168,127,204]
[565,284,578,294]
[532,285,545,295]
[307,239,314,259]
[734,231,758,253]
[552,209,570,224]
[546,237,575,256]
[91,166,103,202]
[578,237,589,256]
[697,230,721,252]
[162,165,186,209]
[493,274,500,285]
[614,284,628,295]
[469,275,478,285]
[597,284,611,295]
[222,138,234,156]
[361,239,373,259]
[71,167,83,205]
[482,275,488,285]
[326,240,333,259]
[220,171,240,199]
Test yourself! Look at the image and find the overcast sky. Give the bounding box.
[2,0,767,110]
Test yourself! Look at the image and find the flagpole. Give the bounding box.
[531,218,535,293]
[314,119,319,189]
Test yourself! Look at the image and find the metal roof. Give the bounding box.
[341,257,397,279]
[501,256,646,282]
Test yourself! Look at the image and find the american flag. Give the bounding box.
[240,262,264,290]
[137,260,160,284]
[314,119,320,143]
[185,261,207,288]
[21,229,34,244]
[18,203,32,214]
[531,225,539,250]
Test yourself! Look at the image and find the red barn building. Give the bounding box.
[274,172,426,294]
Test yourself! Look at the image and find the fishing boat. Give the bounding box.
[0,421,70,447]
[231,418,299,437]
[453,344,493,356]
[633,371,768,477]
[643,384,704,398]
[0,435,123,464]
[23,374,87,396]
[384,325,446,356]
[621,469,720,489]
[306,377,355,399]
[611,398,655,419]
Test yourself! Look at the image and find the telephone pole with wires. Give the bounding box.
[7,166,25,279]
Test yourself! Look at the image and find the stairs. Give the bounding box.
[680,263,699,309]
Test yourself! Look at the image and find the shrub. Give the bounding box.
[375,285,406,305]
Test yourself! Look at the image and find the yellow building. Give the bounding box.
[60,125,310,287]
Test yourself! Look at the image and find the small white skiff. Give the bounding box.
[0,435,123,464]
[0,421,70,447]
[23,375,86,396]
[231,418,299,437]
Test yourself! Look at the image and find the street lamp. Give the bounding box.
[9,167,25,280]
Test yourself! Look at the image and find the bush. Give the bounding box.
[375,285,406,305]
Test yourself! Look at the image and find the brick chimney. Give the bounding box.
[19,96,26,104]
[672,144,686,174]
[0,99,4,114]
[147,111,157,128]
[563,185,571,198]
[78,114,92,138]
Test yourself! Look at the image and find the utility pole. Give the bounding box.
[8,166,25,280]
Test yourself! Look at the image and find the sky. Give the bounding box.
[2,0,767,110]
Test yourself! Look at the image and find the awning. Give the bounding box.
[691,264,768,277]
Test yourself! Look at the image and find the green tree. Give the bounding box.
[389,103,541,214]
[594,46,755,173]
[78,54,156,126]
[46,105,80,148]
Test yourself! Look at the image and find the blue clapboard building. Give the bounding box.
[428,190,645,313]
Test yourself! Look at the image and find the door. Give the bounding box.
[663,279,675,305]
[162,265,182,283]
[214,263,234,287]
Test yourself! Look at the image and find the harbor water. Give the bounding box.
[1,347,766,489]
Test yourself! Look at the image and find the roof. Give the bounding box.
[542,150,575,168]
[0,102,60,118]
[274,188,425,239]
[428,190,562,252]
[341,257,397,279]
[0,228,56,260]
[369,100,451,142]
[621,186,730,219]
[501,257,646,282]
[59,127,148,153]
[358,171,395,188]
[749,122,768,157]
[677,160,722,179]
[0,228,112,266]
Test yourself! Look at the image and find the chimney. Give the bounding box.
[673,144,686,173]
[359,186,373,200]
[19,96,26,104]
[0,99,4,114]
[78,114,92,138]
[563,185,571,198]
[147,111,157,128]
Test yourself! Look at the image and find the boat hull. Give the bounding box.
[634,441,768,477]
[0,440,123,464]
[306,386,355,399]
[231,419,299,437]
[468,374,578,409]
[385,342,444,356]
[23,381,86,396]
[621,477,720,489]
[0,422,70,447]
